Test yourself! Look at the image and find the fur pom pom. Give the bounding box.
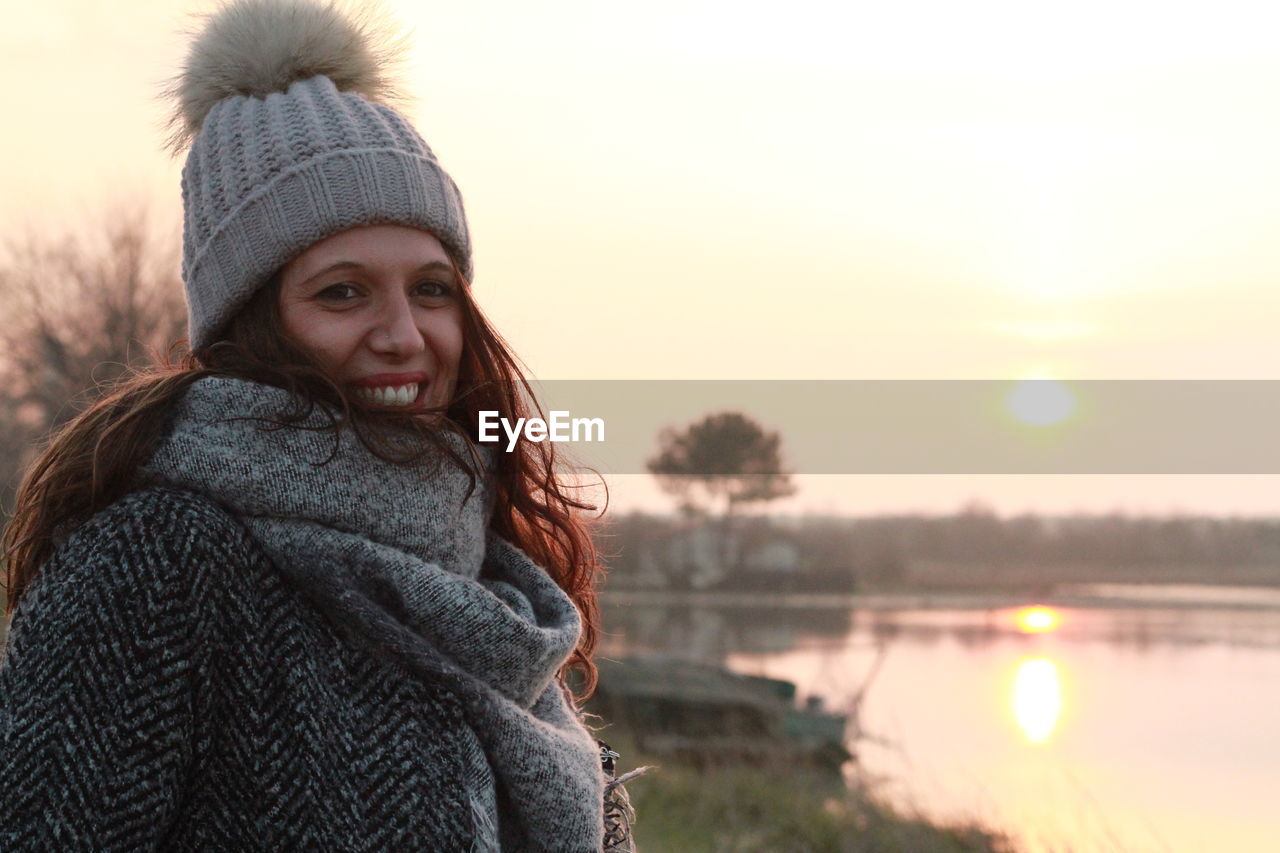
[164,0,407,153]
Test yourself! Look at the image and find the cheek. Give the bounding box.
[279,304,357,374]
[430,311,466,373]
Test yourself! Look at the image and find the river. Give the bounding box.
[599,586,1280,853]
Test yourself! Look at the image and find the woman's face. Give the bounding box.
[278,224,464,414]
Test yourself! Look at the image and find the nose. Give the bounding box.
[370,294,425,357]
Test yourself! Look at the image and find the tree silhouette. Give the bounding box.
[0,207,188,519]
[647,411,796,581]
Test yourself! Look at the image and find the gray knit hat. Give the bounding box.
[167,0,472,351]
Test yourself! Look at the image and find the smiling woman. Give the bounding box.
[276,225,466,415]
[0,0,631,850]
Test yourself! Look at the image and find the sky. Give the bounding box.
[4,0,1280,515]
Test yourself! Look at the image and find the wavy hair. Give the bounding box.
[2,261,608,696]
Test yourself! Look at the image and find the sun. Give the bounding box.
[1005,378,1077,427]
[1015,606,1061,634]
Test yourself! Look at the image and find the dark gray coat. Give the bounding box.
[0,486,479,851]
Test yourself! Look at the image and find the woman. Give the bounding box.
[0,0,632,850]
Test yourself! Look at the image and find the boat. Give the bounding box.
[586,655,851,773]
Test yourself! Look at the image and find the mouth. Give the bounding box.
[352,381,428,410]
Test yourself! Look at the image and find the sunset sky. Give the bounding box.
[4,0,1280,514]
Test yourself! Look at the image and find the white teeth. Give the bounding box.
[355,383,419,407]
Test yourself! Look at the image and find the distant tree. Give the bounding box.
[647,411,797,579]
[0,207,188,520]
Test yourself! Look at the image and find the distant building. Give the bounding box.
[636,524,728,589]
[634,523,803,590]
[742,539,801,575]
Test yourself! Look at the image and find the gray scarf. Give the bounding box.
[139,376,605,851]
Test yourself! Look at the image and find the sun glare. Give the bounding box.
[1012,657,1063,745]
[1015,605,1062,634]
[1005,379,1077,427]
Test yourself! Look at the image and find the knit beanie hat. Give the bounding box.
[166,0,472,351]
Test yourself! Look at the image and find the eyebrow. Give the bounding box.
[301,259,456,286]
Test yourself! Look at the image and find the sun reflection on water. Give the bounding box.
[1012,657,1062,744]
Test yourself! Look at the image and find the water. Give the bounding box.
[599,590,1280,853]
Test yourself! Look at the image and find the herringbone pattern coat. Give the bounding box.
[0,487,479,851]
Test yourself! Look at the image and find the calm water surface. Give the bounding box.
[600,590,1280,853]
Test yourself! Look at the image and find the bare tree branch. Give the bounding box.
[0,205,189,514]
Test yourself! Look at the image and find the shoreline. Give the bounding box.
[601,583,1280,611]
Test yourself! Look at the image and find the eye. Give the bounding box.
[317,283,360,302]
[415,279,455,299]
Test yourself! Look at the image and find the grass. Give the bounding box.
[601,730,1019,853]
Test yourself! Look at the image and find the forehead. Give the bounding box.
[282,225,451,283]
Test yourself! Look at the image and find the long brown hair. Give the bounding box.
[1,261,608,695]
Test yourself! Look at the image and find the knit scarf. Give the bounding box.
[138,376,605,852]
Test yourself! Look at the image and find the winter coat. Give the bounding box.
[1,485,491,850]
[0,376,622,851]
